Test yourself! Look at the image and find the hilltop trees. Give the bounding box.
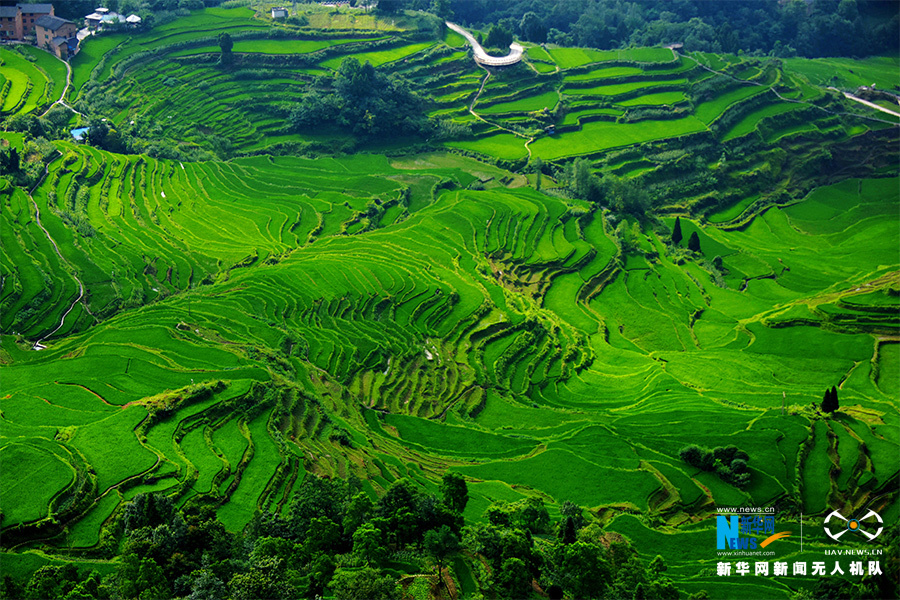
[485,23,514,50]
[520,11,547,43]
[290,59,427,138]
[680,444,751,488]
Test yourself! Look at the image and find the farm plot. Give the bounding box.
[530,116,707,160]
[1,26,898,595]
[0,48,51,116]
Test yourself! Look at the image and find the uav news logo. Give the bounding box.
[824,509,883,542]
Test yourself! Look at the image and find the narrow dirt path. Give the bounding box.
[26,154,89,349]
[39,56,85,118]
[464,65,534,159]
[832,89,900,119]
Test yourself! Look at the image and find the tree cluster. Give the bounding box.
[679,444,751,488]
[289,59,429,139]
[0,470,686,600]
[670,217,701,252]
[445,0,899,59]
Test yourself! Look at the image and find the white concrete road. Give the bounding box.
[446,21,523,67]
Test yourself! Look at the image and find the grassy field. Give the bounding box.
[784,55,899,91]
[0,47,52,115]
[530,116,707,159]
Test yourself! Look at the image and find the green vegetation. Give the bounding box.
[1,4,897,600]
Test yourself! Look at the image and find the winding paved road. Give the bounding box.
[446,22,523,67]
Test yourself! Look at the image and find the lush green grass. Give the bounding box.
[455,448,661,508]
[0,442,74,526]
[707,194,759,223]
[319,41,435,69]
[721,102,802,141]
[530,116,707,159]
[567,78,686,96]
[1,28,898,596]
[478,91,559,114]
[17,46,67,103]
[564,67,643,82]
[694,84,769,124]
[384,413,538,457]
[546,46,617,69]
[0,48,49,115]
[444,132,528,159]
[618,91,686,106]
[784,55,899,91]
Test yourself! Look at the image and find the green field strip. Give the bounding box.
[65,491,121,548]
[784,55,899,92]
[71,406,156,494]
[319,41,435,69]
[530,116,707,160]
[618,91,686,107]
[478,90,559,115]
[563,67,644,82]
[693,84,769,124]
[457,448,660,509]
[217,408,282,531]
[567,78,686,97]
[0,48,47,115]
[800,421,831,513]
[18,46,66,105]
[721,102,802,141]
[0,442,76,526]
[546,47,618,69]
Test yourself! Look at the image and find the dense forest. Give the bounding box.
[3,477,896,600]
[40,0,900,58]
[444,0,900,58]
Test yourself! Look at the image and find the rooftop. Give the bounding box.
[0,6,17,17]
[19,3,53,14]
[35,15,74,31]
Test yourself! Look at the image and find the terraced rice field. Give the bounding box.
[0,47,64,116]
[1,7,898,598]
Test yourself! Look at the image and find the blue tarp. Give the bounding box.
[71,127,90,141]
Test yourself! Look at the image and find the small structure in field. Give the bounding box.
[272,7,288,19]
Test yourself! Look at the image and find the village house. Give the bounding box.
[271,7,288,19]
[0,3,54,41]
[85,6,141,30]
[35,14,77,58]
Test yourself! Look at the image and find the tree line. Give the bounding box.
[0,473,691,600]
[443,0,899,60]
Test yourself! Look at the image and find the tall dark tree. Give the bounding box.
[822,386,839,413]
[687,231,701,252]
[218,32,233,65]
[485,23,513,49]
[520,11,547,43]
[671,216,683,245]
[377,0,406,14]
[440,472,468,514]
[423,525,460,586]
[561,516,577,544]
